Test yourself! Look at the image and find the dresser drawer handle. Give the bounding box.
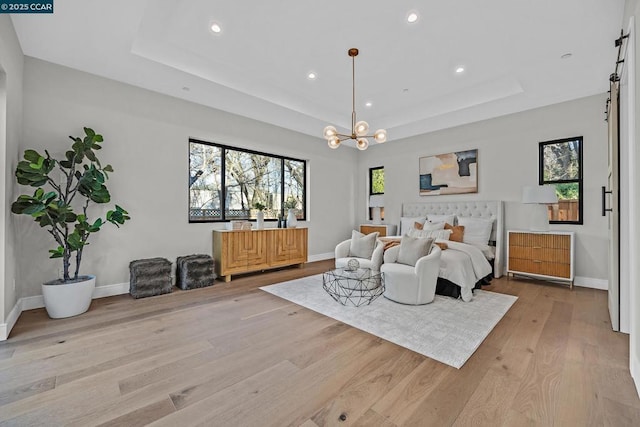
[532,246,543,249]
[532,260,542,263]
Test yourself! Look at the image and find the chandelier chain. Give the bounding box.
[352,52,356,138]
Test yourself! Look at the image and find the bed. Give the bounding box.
[394,200,504,302]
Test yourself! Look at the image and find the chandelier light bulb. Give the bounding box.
[355,121,369,136]
[356,138,369,150]
[374,129,387,143]
[323,125,337,139]
[328,137,341,149]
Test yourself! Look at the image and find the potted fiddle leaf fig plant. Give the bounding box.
[11,127,130,318]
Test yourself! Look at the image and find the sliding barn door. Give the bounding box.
[606,79,621,332]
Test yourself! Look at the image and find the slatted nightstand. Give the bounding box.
[507,230,575,288]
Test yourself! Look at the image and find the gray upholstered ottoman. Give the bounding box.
[129,257,173,298]
[176,254,217,290]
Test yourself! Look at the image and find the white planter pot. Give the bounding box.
[42,275,96,319]
[287,209,298,228]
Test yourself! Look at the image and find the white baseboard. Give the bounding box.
[0,282,131,341]
[574,276,608,290]
[308,252,334,262]
[21,294,44,311]
[92,282,129,298]
[0,300,22,341]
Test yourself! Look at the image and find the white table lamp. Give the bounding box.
[369,194,384,225]
[522,185,558,231]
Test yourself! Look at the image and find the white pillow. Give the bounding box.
[397,235,434,267]
[421,221,445,231]
[348,230,379,259]
[457,217,493,245]
[408,228,452,241]
[400,216,426,235]
[427,214,456,225]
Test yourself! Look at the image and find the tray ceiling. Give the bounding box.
[11,0,625,143]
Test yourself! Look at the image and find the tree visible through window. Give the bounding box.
[371,167,384,194]
[539,136,583,224]
[369,166,384,220]
[189,139,306,222]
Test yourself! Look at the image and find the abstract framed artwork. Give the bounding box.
[419,149,478,196]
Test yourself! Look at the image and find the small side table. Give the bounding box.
[322,268,384,306]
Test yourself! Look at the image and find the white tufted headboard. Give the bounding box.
[401,200,504,278]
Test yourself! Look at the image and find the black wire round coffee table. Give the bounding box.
[322,267,384,307]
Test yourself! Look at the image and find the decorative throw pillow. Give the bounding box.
[348,230,379,259]
[432,229,452,240]
[457,217,493,245]
[407,228,452,241]
[400,216,426,235]
[444,223,465,242]
[397,235,434,267]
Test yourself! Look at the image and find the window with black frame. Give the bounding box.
[369,166,384,221]
[539,136,583,224]
[189,139,306,223]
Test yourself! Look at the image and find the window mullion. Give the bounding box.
[280,158,285,218]
[221,147,226,221]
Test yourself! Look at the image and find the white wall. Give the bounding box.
[356,94,609,282]
[0,15,23,325]
[17,57,357,298]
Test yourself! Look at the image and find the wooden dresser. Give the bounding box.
[212,228,308,282]
[359,224,397,237]
[507,230,575,288]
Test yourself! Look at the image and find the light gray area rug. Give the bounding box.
[260,274,517,369]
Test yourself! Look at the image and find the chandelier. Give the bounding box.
[323,48,387,150]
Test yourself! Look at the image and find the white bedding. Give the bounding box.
[437,240,493,302]
[468,242,495,260]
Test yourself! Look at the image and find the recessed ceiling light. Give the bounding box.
[365,102,372,108]
[455,67,465,74]
[210,22,222,33]
[407,12,418,23]
[182,86,190,91]
[307,72,317,80]
[561,53,572,59]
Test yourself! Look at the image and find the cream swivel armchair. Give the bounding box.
[335,230,385,272]
[381,239,441,305]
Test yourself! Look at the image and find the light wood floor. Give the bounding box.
[1,260,638,426]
